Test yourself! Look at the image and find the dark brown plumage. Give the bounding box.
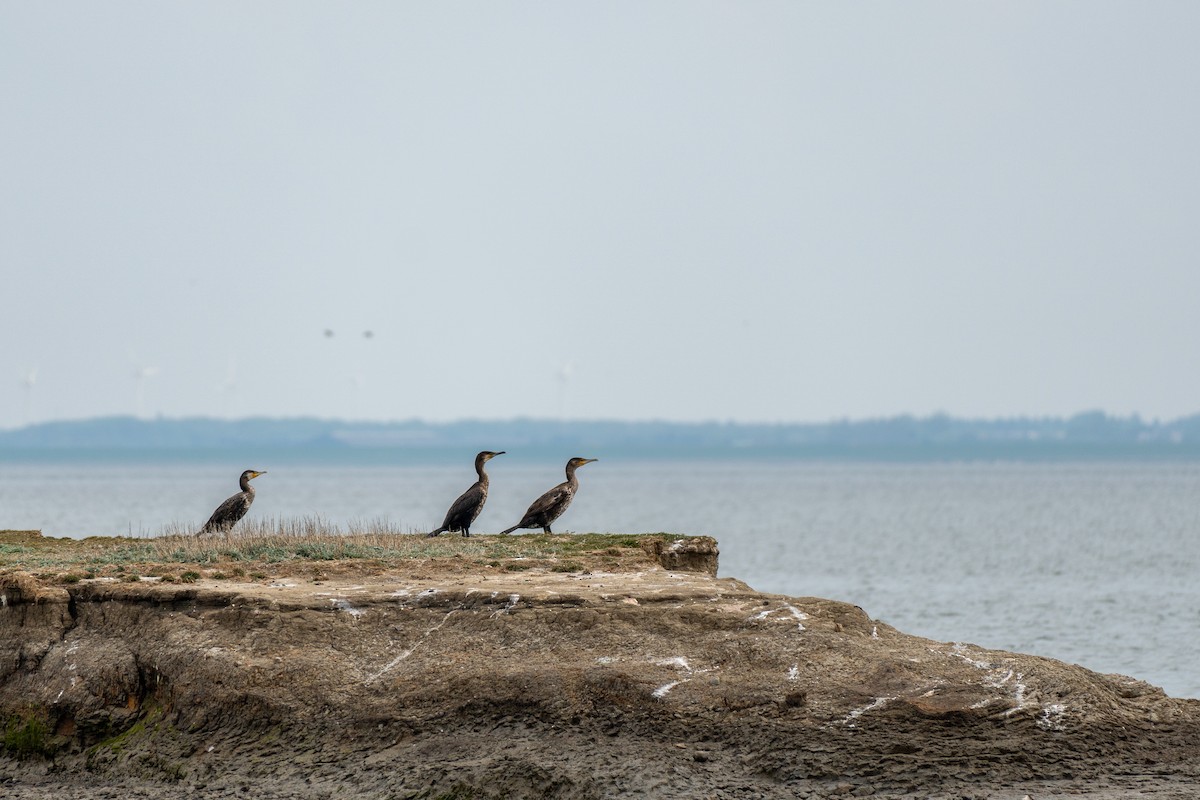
[427,451,505,537]
[198,469,266,535]
[500,457,597,535]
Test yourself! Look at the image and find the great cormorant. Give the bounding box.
[427,451,505,537]
[500,457,597,535]
[198,469,266,535]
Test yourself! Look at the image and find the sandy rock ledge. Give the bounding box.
[2,535,1199,799]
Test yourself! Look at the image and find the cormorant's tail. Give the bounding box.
[499,525,519,535]
[426,527,447,538]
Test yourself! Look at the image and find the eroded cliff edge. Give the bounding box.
[2,533,1199,799]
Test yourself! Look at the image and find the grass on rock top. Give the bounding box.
[0,525,694,584]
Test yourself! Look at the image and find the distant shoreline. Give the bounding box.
[4,413,1200,462]
[4,443,1200,465]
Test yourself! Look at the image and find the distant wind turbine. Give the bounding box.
[22,366,37,425]
[556,359,575,419]
[134,366,159,418]
[219,357,238,416]
[128,352,159,418]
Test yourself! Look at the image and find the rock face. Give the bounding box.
[2,540,1200,799]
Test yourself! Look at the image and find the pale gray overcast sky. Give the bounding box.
[3,2,1199,427]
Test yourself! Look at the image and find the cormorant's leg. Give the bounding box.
[544,526,552,534]
[462,527,470,537]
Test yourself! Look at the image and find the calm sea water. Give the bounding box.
[2,457,1198,699]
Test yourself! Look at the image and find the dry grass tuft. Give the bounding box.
[0,525,689,580]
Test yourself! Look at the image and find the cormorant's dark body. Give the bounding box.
[501,457,597,535]
[427,451,504,537]
[198,469,266,535]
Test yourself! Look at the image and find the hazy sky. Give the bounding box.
[3,2,1199,427]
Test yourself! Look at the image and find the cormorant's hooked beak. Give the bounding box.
[252,470,267,479]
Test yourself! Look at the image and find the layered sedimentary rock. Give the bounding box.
[2,536,1198,798]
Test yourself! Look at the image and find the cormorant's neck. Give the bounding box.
[240,475,254,492]
[475,456,490,484]
[565,464,579,485]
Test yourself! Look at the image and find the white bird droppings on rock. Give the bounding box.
[332,599,364,618]
[652,681,680,699]
[840,696,897,726]
[1037,703,1068,731]
[656,656,690,671]
[749,605,807,631]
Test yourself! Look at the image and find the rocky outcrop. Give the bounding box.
[640,534,720,574]
[2,548,1199,799]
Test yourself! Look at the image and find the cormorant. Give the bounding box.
[198,469,266,535]
[500,457,597,535]
[427,451,505,537]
